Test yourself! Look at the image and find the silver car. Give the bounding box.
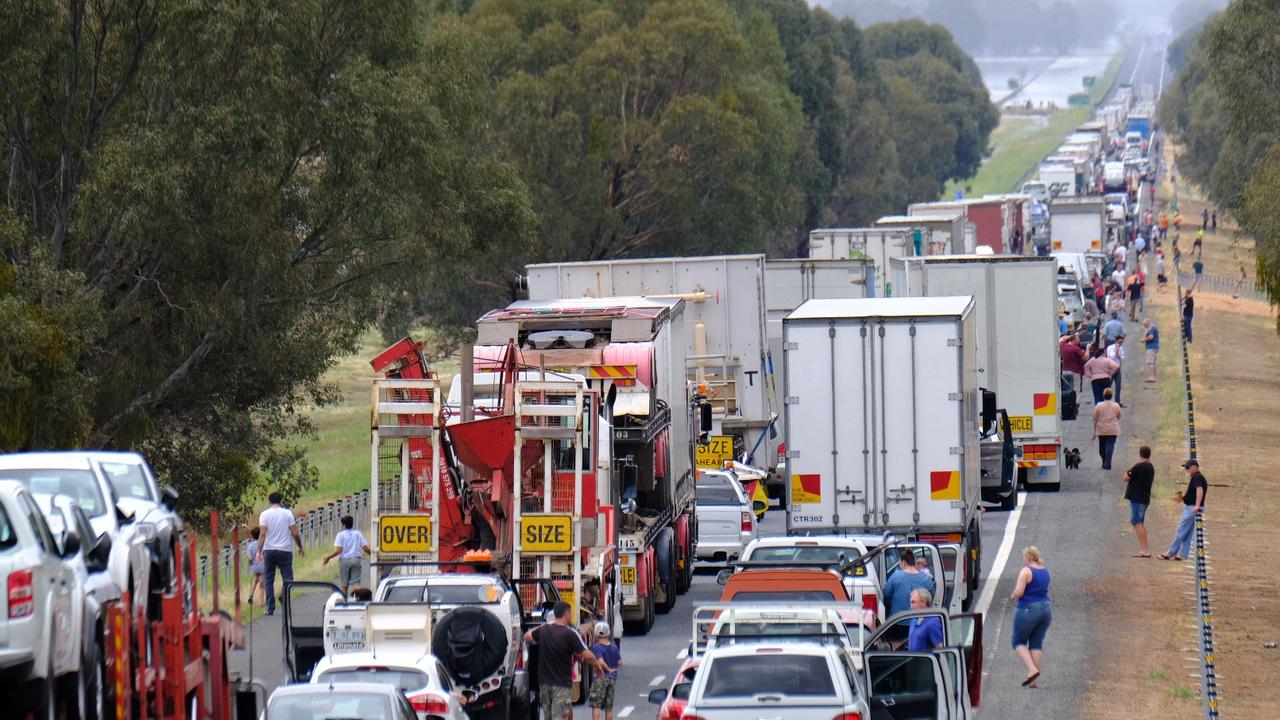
[694,470,756,563]
[265,682,418,720]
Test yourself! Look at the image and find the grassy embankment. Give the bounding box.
[943,50,1126,199]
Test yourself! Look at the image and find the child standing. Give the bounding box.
[322,515,370,596]
[246,527,265,604]
[588,621,622,720]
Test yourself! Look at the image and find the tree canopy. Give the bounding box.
[1,0,999,518]
[1158,0,1280,325]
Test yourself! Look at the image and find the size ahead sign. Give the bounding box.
[378,515,433,553]
[521,514,574,554]
[696,435,734,469]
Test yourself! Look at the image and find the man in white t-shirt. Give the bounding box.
[256,492,304,615]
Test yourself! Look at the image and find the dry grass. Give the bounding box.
[1085,144,1280,718]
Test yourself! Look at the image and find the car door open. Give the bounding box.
[863,651,948,720]
[282,580,344,683]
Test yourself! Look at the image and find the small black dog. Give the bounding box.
[1064,447,1082,470]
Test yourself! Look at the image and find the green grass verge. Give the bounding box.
[944,49,1127,199]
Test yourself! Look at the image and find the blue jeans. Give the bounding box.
[1091,377,1112,404]
[1112,368,1123,404]
[1167,506,1199,558]
[1183,316,1193,343]
[264,549,294,613]
[1011,601,1052,650]
[1098,435,1117,469]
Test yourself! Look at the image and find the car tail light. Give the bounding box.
[833,713,864,720]
[741,511,752,532]
[8,569,33,619]
[862,591,878,614]
[408,693,449,715]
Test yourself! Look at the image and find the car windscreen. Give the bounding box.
[268,692,394,719]
[714,622,825,641]
[745,546,869,577]
[728,590,838,602]
[313,668,429,692]
[97,462,156,502]
[381,582,500,604]
[696,478,740,506]
[702,654,836,698]
[2,469,108,518]
[0,504,15,550]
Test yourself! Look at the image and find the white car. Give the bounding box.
[0,480,84,720]
[84,451,184,592]
[680,643,869,720]
[694,470,756,563]
[312,652,468,720]
[0,454,154,622]
[266,682,419,720]
[38,494,127,720]
[739,537,884,623]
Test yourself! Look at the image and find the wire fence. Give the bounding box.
[1175,268,1267,302]
[196,489,371,595]
[1177,278,1220,719]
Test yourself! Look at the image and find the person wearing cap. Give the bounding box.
[587,621,622,720]
[1161,459,1208,561]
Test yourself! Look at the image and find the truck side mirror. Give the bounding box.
[161,485,180,511]
[979,389,997,432]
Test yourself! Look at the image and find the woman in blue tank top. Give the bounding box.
[1010,545,1051,688]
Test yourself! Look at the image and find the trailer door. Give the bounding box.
[282,581,344,683]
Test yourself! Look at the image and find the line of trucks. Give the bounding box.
[2,213,1065,719]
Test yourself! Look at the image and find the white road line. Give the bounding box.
[1127,42,1147,86]
[676,647,688,660]
[974,492,1028,617]
[649,675,666,687]
[618,706,635,718]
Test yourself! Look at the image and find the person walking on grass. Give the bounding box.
[1083,347,1119,404]
[1211,210,1217,233]
[588,622,622,720]
[525,603,607,720]
[1202,207,1209,232]
[1162,460,1208,561]
[1092,388,1122,470]
[322,515,371,597]
[1156,252,1168,292]
[1142,319,1160,382]
[1124,446,1156,557]
[256,491,304,616]
[1011,546,1051,688]
[1233,265,1246,298]
[1183,290,1195,343]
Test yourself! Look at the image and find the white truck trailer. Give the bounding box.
[525,255,777,474]
[890,256,1063,497]
[1050,197,1107,252]
[874,214,973,255]
[782,296,982,610]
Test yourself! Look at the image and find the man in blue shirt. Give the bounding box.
[907,588,945,652]
[1103,312,1126,345]
[882,549,936,618]
[1142,319,1160,382]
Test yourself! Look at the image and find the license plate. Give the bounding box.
[1008,415,1033,432]
[330,628,365,650]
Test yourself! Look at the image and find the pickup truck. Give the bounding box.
[736,536,884,622]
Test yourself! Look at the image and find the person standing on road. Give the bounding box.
[1010,546,1051,688]
[525,602,606,720]
[1083,347,1119,404]
[1156,252,1168,292]
[1202,208,1209,231]
[588,621,622,720]
[1183,290,1195,343]
[883,549,935,621]
[1106,336,1126,407]
[1162,460,1208,561]
[907,589,945,651]
[1126,275,1143,321]
[1092,388,1122,470]
[256,491,304,616]
[321,515,371,597]
[1103,312,1126,346]
[1159,212,1169,240]
[1142,319,1160,382]
[1060,335,1086,393]
[1124,447,1156,557]
[246,527,264,605]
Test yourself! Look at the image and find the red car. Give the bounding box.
[648,657,700,720]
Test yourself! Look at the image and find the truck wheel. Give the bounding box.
[656,530,676,614]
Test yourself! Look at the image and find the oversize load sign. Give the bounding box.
[522,514,574,554]
[379,515,433,553]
